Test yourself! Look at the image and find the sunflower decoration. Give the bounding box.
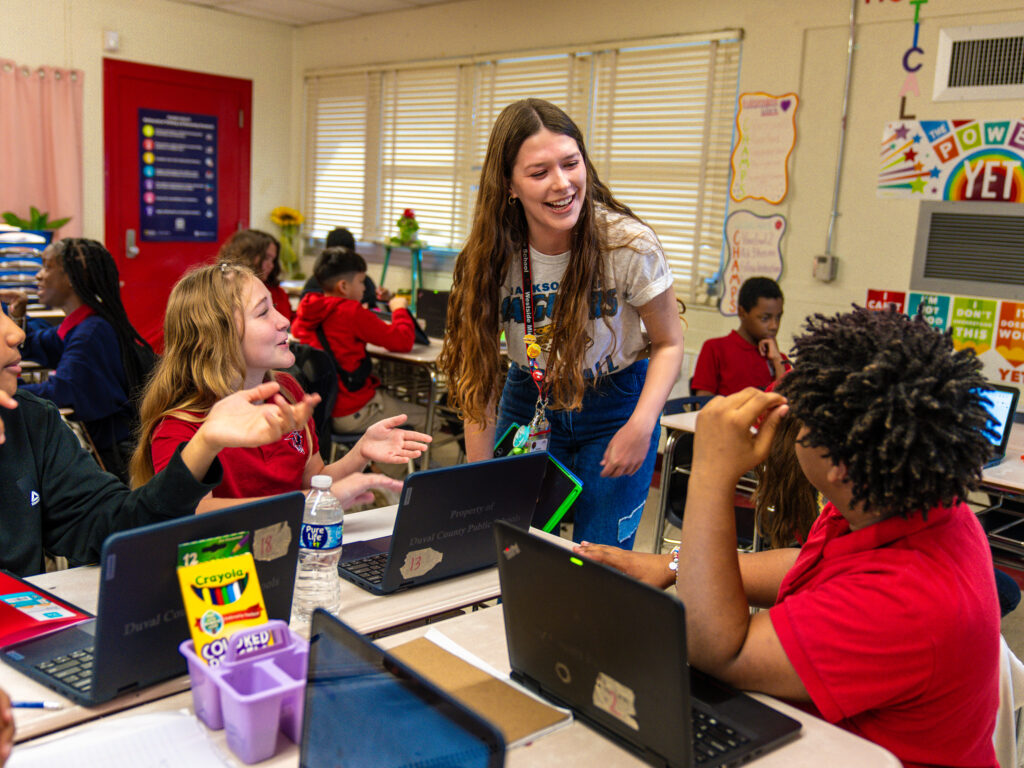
[270,206,305,279]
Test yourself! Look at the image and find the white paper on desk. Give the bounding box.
[422,627,574,743]
[8,710,230,768]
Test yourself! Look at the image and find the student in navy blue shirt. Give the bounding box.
[1,239,155,481]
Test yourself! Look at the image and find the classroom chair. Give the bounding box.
[286,342,338,462]
[657,394,760,554]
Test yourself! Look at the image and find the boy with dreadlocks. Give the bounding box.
[2,239,155,480]
[578,307,999,767]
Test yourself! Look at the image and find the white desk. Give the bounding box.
[13,605,901,767]
[366,338,446,468]
[9,504,505,744]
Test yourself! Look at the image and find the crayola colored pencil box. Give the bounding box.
[177,552,269,666]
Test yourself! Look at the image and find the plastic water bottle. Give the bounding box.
[292,475,343,623]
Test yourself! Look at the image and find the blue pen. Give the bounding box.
[12,701,62,710]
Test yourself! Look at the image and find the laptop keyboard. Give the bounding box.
[339,553,388,585]
[692,710,749,764]
[35,647,94,694]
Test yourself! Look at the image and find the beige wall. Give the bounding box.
[0,0,295,241]
[294,0,1024,360]
[5,0,1024,362]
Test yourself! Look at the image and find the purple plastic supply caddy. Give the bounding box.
[178,620,309,764]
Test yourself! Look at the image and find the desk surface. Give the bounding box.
[9,504,504,744]
[366,337,443,364]
[14,605,900,767]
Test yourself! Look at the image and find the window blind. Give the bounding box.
[304,32,741,302]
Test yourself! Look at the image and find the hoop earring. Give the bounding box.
[508,195,517,206]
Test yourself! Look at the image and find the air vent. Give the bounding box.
[911,202,1024,300]
[934,23,1024,101]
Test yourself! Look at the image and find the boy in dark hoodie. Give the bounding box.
[292,247,426,433]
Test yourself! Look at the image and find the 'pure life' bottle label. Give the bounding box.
[300,522,343,550]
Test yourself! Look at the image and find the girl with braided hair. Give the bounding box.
[2,238,155,480]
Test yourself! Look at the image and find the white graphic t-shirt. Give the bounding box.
[500,207,674,380]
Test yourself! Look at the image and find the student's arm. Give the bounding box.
[758,337,788,383]
[310,414,430,487]
[354,300,415,352]
[676,389,810,702]
[600,289,684,478]
[464,400,497,463]
[573,544,798,608]
[21,318,124,421]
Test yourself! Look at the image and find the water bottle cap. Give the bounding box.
[311,475,332,490]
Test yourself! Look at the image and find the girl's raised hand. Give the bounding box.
[357,414,432,464]
[201,382,319,450]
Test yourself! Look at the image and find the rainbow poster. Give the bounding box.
[878,119,1024,202]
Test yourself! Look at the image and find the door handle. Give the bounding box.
[125,229,140,259]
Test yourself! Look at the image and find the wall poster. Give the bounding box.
[720,211,785,316]
[729,92,798,205]
[139,109,218,242]
[877,118,1024,202]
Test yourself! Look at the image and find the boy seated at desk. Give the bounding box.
[579,307,999,768]
[0,299,317,577]
[292,246,428,434]
[301,226,391,310]
[691,276,789,397]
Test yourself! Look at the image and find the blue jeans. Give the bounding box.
[496,360,659,549]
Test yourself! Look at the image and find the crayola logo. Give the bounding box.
[192,568,245,587]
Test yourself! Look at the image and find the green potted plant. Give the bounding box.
[2,207,72,245]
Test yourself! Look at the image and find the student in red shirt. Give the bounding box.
[218,229,293,322]
[578,307,1000,768]
[692,277,789,396]
[292,247,428,434]
[130,262,431,513]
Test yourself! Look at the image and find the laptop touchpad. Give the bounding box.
[340,537,391,562]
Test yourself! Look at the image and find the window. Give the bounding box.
[304,31,741,302]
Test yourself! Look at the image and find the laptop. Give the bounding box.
[416,288,450,339]
[1,492,304,705]
[493,522,801,767]
[977,382,1020,468]
[300,608,505,767]
[337,452,548,594]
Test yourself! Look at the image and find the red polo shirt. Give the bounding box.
[691,330,788,396]
[150,374,317,498]
[770,502,999,768]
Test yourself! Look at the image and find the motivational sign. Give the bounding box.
[730,92,798,204]
[139,109,218,242]
[866,289,906,313]
[720,211,785,316]
[875,290,1024,396]
[877,118,1024,201]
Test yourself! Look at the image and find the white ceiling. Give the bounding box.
[168,0,462,26]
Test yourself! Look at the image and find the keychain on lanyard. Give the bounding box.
[512,243,550,454]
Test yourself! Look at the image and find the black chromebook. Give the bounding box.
[493,522,801,767]
[300,609,504,767]
[2,493,303,705]
[337,452,547,594]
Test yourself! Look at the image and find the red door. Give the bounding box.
[104,59,251,350]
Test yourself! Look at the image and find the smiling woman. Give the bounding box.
[439,98,685,549]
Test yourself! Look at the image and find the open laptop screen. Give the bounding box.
[300,610,504,768]
[975,383,1020,463]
